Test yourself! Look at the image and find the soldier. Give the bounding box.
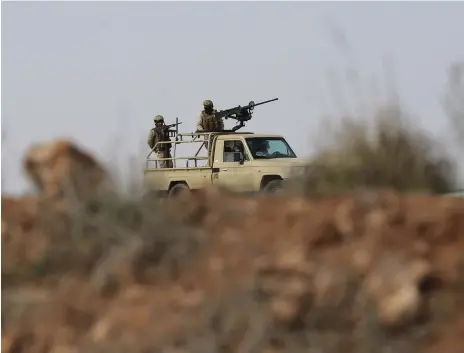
[233,141,243,153]
[147,115,173,168]
[255,140,270,157]
[196,99,224,151]
[196,99,224,132]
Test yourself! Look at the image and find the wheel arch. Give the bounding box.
[168,180,189,191]
[260,174,283,190]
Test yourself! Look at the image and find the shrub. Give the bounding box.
[297,105,457,196]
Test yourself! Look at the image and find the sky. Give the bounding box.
[2,1,464,194]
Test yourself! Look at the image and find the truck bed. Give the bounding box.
[143,167,213,191]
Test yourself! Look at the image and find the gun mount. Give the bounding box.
[216,98,278,131]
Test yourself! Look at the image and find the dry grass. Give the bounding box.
[288,104,458,197]
[1,191,203,289]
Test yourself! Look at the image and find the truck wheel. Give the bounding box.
[262,179,283,194]
[168,183,190,199]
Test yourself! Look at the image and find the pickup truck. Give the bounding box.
[143,131,307,198]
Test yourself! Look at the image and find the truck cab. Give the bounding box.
[144,131,307,198]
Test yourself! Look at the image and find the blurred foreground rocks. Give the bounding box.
[2,139,112,279]
[2,139,464,353]
[23,139,111,200]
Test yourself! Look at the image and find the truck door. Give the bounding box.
[212,138,253,192]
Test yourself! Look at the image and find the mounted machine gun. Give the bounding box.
[216,98,279,131]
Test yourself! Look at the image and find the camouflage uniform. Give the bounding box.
[196,100,224,151]
[147,115,173,168]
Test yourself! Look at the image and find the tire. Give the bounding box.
[262,179,284,194]
[168,183,190,199]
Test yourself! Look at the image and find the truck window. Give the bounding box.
[245,137,297,159]
[223,140,249,162]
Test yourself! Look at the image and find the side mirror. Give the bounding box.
[239,152,245,165]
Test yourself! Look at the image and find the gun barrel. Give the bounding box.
[166,122,182,127]
[251,98,279,108]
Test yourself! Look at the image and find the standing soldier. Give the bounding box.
[147,115,173,168]
[196,99,224,151]
[196,99,224,132]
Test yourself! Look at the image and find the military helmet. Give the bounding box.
[203,99,213,107]
[154,115,164,122]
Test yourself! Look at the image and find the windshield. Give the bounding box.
[245,137,297,159]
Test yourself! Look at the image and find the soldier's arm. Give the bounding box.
[196,114,204,132]
[147,129,155,149]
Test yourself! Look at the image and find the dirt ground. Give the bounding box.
[2,140,464,353]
